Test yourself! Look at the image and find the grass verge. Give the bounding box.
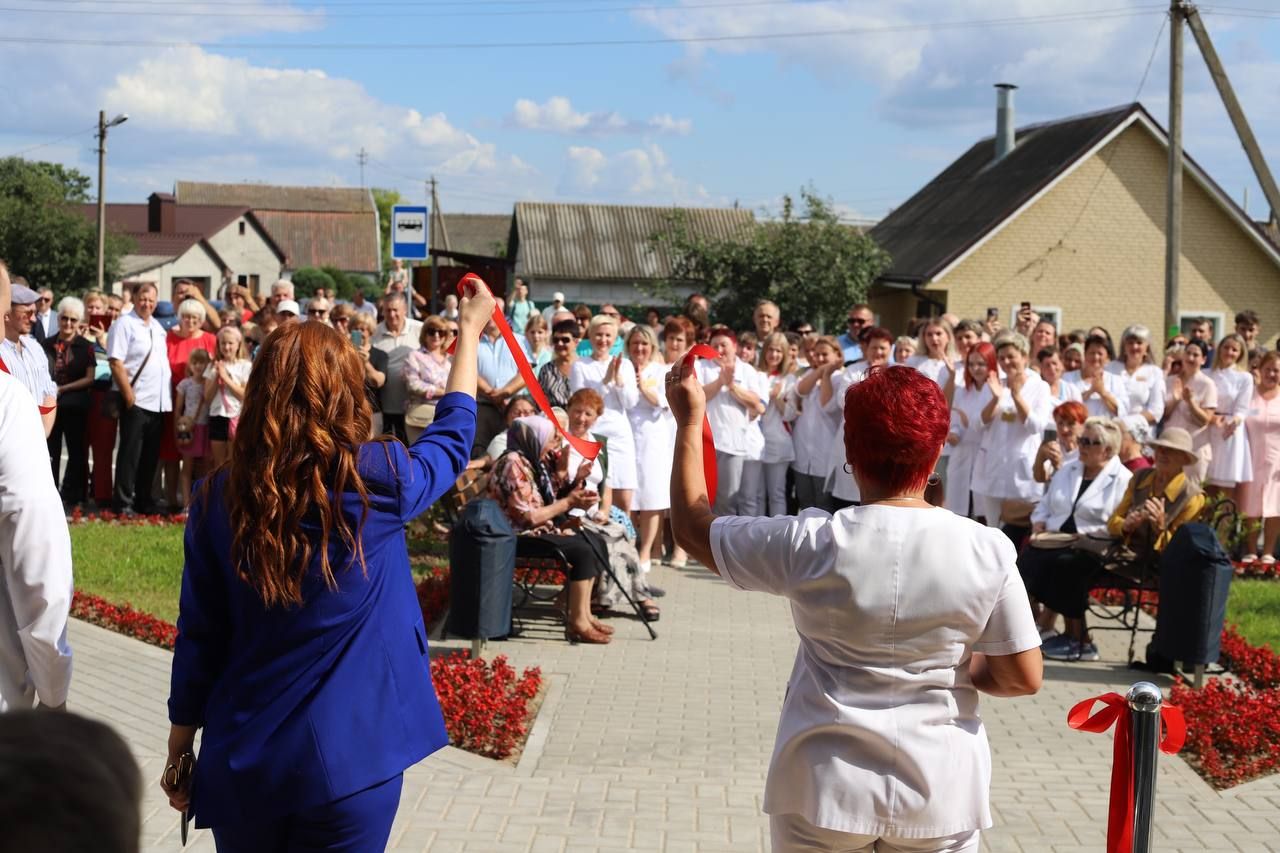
[71,521,185,624]
[1227,579,1280,650]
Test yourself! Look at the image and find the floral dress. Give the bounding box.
[488,452,554,534]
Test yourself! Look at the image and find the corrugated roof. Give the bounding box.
[869,103,1140,282]
[438,213,511,257]
[175,181,373,213]
[514,202,755,280]
[255,210,379,273]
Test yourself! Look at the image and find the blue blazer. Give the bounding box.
[168,392,476,827]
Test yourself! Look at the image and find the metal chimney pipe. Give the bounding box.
[995,83,1018,162]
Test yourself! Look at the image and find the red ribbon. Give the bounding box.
[446,273,601,461]
[681,344,722,501]
[1066,692,1187,853]
[0,354,56,415]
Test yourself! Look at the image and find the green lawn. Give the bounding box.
[71,522,185,623]
[1227,579,1280,650]
[70,519,449,625]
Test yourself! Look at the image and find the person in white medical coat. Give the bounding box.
[666,361,1043,853]
[0,331,74,710]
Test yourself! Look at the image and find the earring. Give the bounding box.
[843,463,853,474]
[927,473,941,486]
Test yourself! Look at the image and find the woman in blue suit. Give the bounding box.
[161,286,496,850]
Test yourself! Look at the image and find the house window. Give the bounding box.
[238,221,246,236]
[1178,311,1225,345]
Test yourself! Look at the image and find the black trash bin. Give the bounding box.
[1151,522,1234,666]
[446,498,516,641]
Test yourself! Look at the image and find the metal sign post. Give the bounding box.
[391,204,429,261]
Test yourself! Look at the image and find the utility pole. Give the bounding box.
[357,147,368,188]
[1185,7,1280,228]
[1164,1,1186,341]
[95,110,128,293]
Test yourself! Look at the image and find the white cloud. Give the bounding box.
[509,97,692,136]
[558,143,710,204]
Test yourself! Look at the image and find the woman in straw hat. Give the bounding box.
[1031,427,1205,662]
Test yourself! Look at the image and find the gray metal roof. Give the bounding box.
[513,202,755,281]
[438,213,512,257]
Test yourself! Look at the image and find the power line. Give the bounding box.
[0,0,821,17]
[0,7,1166,50]
[0,125,98,160]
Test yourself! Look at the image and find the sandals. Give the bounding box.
[565,624,612,645]
[639,599,661,622]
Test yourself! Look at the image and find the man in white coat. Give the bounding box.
[0,259,73,712]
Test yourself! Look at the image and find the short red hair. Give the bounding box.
[1053,400,1088,425]
[844,366,949,494]
[708,325,737,347]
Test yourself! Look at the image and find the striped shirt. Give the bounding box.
[0,335,57,405]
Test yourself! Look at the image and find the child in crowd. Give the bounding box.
[174,349,212,510]
[893,335,917,364]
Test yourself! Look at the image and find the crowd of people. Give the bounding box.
[5,259,1277,653]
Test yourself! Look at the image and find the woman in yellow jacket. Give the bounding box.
[1037,427,1204,662]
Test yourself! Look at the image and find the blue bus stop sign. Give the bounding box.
[391,205,429,260]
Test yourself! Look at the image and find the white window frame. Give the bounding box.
[1010,303,1063,331]
[1178,311,1226,343]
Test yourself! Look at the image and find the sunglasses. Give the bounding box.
[446,327,459,335]
[796,327,814,335]
[307,309,328,316]
[847,317,867,326]
[58,315,77,322]
[1078,437,1105,448]
[425,329,446,337]
[332,315,349,323]
[553,336,574,345]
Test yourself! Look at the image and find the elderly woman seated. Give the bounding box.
[487,415,615,644]
[1027,425,1204,662]
[1019,418,1132,656]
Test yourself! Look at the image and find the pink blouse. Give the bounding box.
[403,349,451,402]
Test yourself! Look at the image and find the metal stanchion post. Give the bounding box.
[1128,681,1162,853]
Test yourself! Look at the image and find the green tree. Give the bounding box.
[0,157,133,292]
[648,187,890,332]
[372,187,401,271]
[290,265,372,301]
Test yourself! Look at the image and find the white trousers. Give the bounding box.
[770,814,980,853]
[740,460,765,517]
[764,460,790,516]
[713,451,746,515]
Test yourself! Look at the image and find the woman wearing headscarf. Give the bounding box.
[666,363,1042,852]
[488,415,613,644]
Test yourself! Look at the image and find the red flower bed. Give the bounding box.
[1232,560,1280,580]
[430,652,542,760]
[416,566,451,628]
[68,508,186,526]
[72,590,177,650]
[1170,627,1280,788]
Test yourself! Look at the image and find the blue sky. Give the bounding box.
[2,1,1280,222]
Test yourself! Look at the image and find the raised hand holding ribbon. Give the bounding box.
[666,344,721,499]
[446,273,601,462]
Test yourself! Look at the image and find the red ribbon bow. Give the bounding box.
[680,344,722,500]
[1066,692,1187,853]
[446,273,600,461]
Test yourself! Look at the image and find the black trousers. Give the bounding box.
[1017,545,1101,619]
[516,531,608,582]
[114,406,164,513]
[382,412,407,443]
[473,399,504,458]
[48,403,89,503]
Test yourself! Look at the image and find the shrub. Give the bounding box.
[72,591,177,650]
[1170,677,1280,788]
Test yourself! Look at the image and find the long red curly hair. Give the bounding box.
[222,320,383,608]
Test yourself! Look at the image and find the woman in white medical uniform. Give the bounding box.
[666,362,1043,853]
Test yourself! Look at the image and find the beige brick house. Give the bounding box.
[868,103,1280,344]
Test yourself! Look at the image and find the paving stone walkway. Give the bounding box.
[69,560,1280,852]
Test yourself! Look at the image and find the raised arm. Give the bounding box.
[667,357,720,575]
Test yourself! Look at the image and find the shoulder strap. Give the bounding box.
[127,323,157,388]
